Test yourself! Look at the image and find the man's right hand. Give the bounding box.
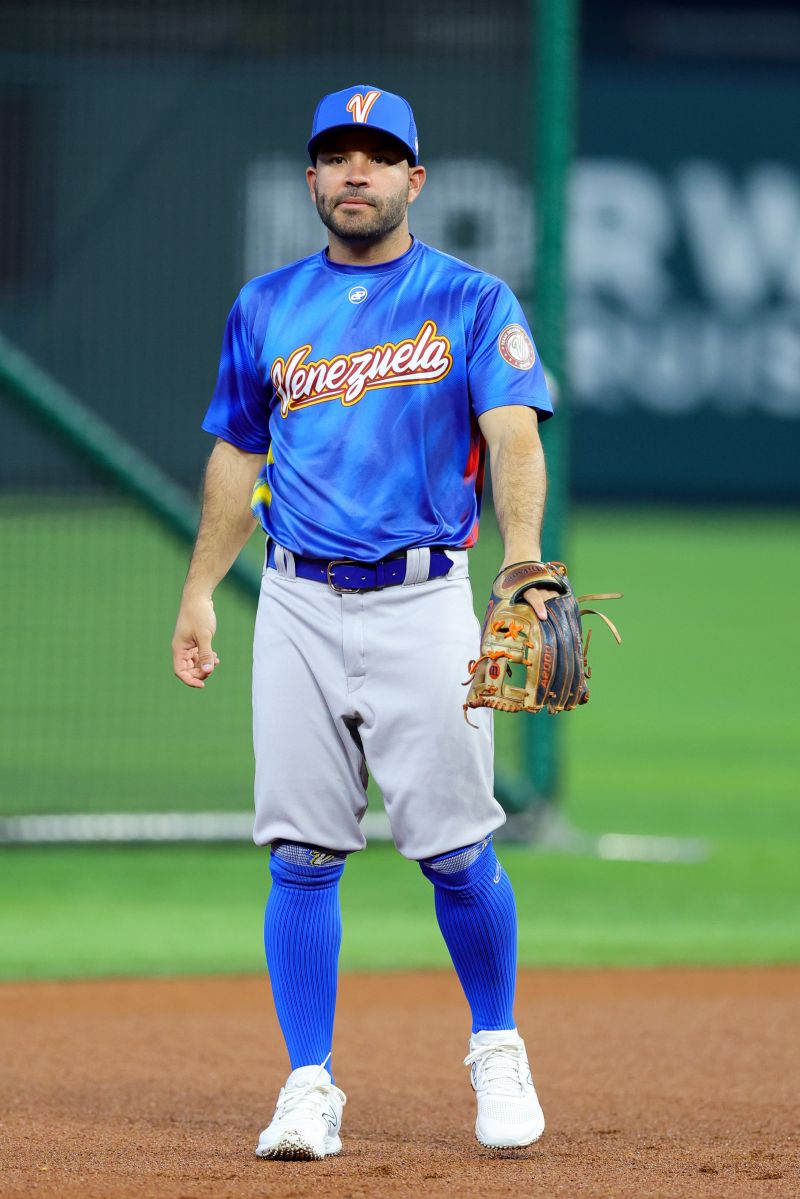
[172,593,220,689]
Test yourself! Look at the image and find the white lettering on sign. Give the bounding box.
[677,161,800,311]
[244,155,800,419]
[569,160,675,313]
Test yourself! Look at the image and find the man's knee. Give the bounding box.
[269,840,347,887]
[419,835,498,889]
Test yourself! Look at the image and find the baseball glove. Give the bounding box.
[464,561,621,721]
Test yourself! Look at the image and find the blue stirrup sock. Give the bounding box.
[264,843,346,1078]
[420,837,517,1033]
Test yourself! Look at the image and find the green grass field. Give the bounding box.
[1,835,796,979]
[1,502,798,979]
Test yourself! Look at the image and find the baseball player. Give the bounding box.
[172,84,556,1160]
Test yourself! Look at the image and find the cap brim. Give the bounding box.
[307,125,417,165]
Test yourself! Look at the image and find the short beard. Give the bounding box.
[316,188,408,242]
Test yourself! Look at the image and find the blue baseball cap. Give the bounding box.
[307,84,419,165]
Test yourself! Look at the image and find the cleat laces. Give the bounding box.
[275,1060,346,1123]
[464,1038,530,1096]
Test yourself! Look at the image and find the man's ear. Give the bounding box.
[306,166,317,203]
[407,165,426,206]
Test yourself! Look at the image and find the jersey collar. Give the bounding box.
[319,236,423,276]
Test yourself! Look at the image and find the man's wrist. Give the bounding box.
[182,577,215,603]
[501,547,542,567]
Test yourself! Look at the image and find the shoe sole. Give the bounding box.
[475,1122,545,1149]
[256,1132,342,1161]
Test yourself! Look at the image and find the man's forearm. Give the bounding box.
[183,439,264,596]
[491,426,547,565]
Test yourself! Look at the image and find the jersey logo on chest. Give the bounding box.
[271,320,453,417]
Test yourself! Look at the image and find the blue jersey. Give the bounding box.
[203,238,552,560]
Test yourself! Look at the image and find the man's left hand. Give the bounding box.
[522,586,562,621]
[499,557,562,621]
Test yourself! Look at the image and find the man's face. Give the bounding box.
[307,128,425,242]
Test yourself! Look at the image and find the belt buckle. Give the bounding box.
[326,559,364,594]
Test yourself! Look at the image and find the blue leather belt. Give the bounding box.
[267,544,454,593]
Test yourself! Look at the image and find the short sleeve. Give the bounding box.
[467,280,553,421]
[201,297,271,452]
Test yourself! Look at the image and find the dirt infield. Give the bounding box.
[2,966,798,1199]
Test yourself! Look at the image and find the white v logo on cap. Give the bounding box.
[346,90,381,124]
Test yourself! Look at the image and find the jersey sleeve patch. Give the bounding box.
[467,280,552,419]
[497,324,536,371]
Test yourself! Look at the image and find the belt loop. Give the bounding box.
[274,545,296,579]
[402,546,430,586]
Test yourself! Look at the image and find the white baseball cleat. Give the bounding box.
[464,1029,546,1149]
[255,1063,346,1161]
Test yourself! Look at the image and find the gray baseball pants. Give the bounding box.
[252,544,505,860]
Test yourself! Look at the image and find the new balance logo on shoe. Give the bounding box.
[322,1107,339,1132]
